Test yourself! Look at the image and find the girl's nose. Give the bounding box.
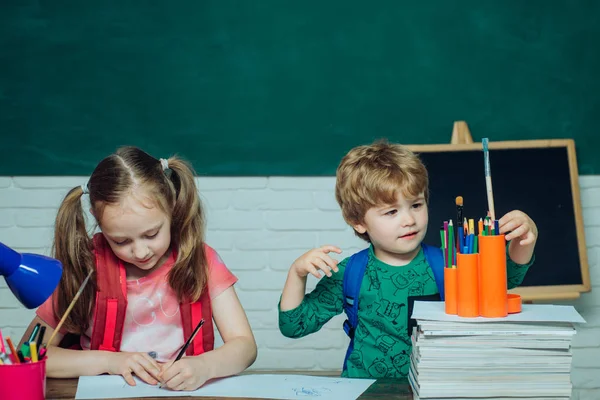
[132,243,150,259]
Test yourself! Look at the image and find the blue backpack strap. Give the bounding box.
[422,243,445,300]
[341,248,369,371]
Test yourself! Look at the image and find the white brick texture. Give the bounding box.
[1,175,599,398]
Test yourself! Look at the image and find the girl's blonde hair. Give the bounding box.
[335,140,429,242]
[53,146,208,334]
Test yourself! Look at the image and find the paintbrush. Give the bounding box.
[41,269,94,354]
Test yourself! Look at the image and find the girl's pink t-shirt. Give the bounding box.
[36,244,237,361]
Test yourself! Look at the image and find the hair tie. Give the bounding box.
[81,183,89,195]
[159,158,169,171]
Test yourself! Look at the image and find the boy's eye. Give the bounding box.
[385,209,397,216]
[412,203,423,209]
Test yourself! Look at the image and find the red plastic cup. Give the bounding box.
[0,358,46,400]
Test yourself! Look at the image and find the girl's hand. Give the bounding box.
[159,357,210,391]
[290,245,342,279]
[106,352,162,386]
[499,210,538,246]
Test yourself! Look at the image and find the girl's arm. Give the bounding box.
[19,316,161,386]
[160,286,257,390]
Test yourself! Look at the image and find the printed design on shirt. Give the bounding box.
[369,319,385,333]
[409,281,424,297]
[317,290,337,307]
[130,287,181,327]
[508,275,522,288]
[356,320,369,339]
[385,269,418,295]
[424,265,435,283]
[158,292,179,317]
[374,334,396,355]
[391,350,410,376]
[347,350,365,370]
[374,300,405,325]
[367,358,389,378]
[280,305,316,337]
[131,297,156,326]
[366,265,382,290]
[307,301,332,328]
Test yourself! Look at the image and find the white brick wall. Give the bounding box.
[1,176,598,398]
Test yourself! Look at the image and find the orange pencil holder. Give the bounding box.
[457,253,479,317]
[478,234,508,318]
[0,358,46,400]
[444,267,457,315]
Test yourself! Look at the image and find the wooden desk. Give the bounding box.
[46,371,413,400]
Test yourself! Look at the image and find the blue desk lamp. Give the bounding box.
[0,242,63,309]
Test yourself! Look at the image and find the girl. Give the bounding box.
[19,146,257,391]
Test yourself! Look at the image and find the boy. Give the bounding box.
[278,140,537,379]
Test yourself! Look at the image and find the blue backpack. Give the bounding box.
[341,243,445,371]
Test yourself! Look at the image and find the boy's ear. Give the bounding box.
[353,222,367,234]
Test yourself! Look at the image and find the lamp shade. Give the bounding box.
[0,242,63,309]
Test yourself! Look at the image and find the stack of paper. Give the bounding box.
[408,301,585,400]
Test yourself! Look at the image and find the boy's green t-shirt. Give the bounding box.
[278,245,533,379]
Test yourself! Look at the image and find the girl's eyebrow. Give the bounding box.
[141,223,163,235]
[109,223,163,240]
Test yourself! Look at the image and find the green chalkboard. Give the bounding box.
[1,1,599,176]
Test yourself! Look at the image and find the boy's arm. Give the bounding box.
[506,242,535,289]
[279,260,346,339]
[498,210,538,289]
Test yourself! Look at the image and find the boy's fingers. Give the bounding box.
[506,225,526,241]
[322,255,339,272]
[320,245,342,254]
[499,219,518,234]
[307,265,322,279]
[314,258,332,276]
[520,232,535,245]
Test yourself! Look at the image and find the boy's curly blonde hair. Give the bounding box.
[335,140,429,242]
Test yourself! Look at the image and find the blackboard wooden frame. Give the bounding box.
[406,139,590,302]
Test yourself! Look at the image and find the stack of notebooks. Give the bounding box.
[408,301,585,400]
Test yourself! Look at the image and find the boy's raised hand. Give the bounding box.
[498,210,538,245]
[291,245,342,279]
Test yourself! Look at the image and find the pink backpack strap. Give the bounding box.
[181,289,213,356]
[90,234,128,352]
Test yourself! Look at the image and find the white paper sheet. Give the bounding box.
[411,301,586,324]
[75,374,376,400]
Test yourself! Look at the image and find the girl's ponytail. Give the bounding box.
[165,158,208,302]
[52,186,96,334]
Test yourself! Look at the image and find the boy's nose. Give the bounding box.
[400,213,416,226]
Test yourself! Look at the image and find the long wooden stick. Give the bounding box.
[45,269,94,348]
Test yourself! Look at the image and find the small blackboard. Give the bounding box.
[410,139,590,301]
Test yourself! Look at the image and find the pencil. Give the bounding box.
[6,337,19,364]
[44,270,94,350]
[174,319,205,362]
[482,138,496,221]
[30,342,38,362]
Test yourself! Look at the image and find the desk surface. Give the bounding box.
[46,371,413,400]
